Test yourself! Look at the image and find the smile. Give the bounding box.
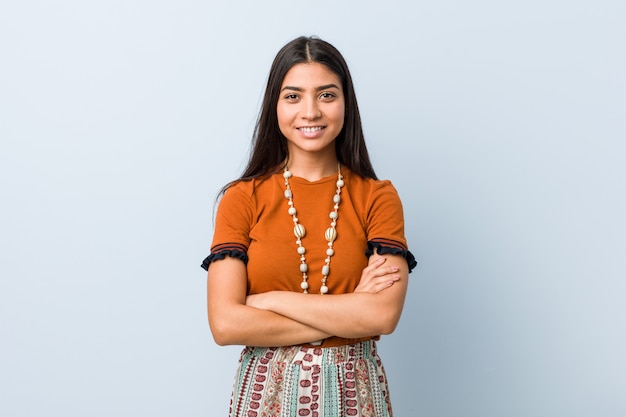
[297,126,325,133]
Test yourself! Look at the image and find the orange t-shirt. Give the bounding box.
[202,167,415,347]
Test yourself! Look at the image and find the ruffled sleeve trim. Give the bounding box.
[366,238,417,273]
[200,242,249,271]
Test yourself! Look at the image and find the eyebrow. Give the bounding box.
[280,83,341,92]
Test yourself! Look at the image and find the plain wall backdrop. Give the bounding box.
[1,1,624,416]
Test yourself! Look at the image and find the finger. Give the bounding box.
[370,266,400,280]
[373,274,401,290]
[368,256,386,266]
[373,278,398,293]
[368,259,389,273]
[363,259,386,275]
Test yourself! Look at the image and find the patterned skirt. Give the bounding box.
[228,340,393,417]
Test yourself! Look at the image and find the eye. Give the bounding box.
[319,92,336,100]
[283,93,299,101]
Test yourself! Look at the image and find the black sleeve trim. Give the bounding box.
[366,239,417,273]
[200,242,249,271]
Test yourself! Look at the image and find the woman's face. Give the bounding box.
[277,62,345,161]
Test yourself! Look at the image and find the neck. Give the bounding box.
[285,154,339,182]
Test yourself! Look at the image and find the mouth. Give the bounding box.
[297,126,326,133]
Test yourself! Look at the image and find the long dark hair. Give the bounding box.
[221,36,377,196]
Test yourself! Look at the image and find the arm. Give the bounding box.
[246,252,409,339]
[207,256,332,347]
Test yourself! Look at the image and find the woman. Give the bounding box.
[201,36,416,417]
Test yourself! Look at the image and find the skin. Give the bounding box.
[277,62,345,180]
[207,62,409,347]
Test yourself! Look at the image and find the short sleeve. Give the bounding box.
[200,183,254,271]
[364,182,417,272]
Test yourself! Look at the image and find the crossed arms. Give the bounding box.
[206,250,409,347]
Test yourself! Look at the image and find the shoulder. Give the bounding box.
[344,169,401,202]
[220,172,283,203]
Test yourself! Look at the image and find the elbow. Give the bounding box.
[213,337,230,347]
[207,302,250,346]
[211,330,229,346]
[346,295,404,338]
[374,311,402,336]
[378,320,399,336]
[208,317,235,346]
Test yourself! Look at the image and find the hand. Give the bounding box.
[354,254,401,293]
[246,292,269,310]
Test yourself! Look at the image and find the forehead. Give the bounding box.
[281,62,342,88]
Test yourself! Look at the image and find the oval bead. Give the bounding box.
[284,189,292,199]
[333,194,341,204]
[326,248,334,256]
[336,179,344,188]
[297,246,306,255]
[321,265,330,276]
[320,285,329,294]
[325,227,337,242]
[329,211,338,220]
[288,207,296,215]
[300,263,308,273]
[300,281,309,290]
[294,224,306,238]
[283,170,292,178]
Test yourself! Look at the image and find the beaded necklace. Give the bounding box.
[283,163,344,294]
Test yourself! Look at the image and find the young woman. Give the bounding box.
[201,36,416,417]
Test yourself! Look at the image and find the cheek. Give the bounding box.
[335,106,346,126]
[276,110,286,132]
[276,106,293,137]
[277,104,293,125]
[333,100,345,122]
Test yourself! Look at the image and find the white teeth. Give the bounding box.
[299,126,323,132]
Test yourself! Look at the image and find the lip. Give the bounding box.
[297,125,326,139]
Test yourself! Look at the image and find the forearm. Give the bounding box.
[254,290,406,339]
[207,258,331,347]
[247,253,409,339]
[209,302,331,347]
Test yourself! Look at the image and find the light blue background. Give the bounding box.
[1,1,624,416]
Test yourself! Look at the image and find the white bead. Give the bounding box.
[284,164,345,294]
[294,224,306,238]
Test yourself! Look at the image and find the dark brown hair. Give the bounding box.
[221,36,377,196]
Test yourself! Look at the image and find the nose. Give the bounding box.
[301,97,321,120]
